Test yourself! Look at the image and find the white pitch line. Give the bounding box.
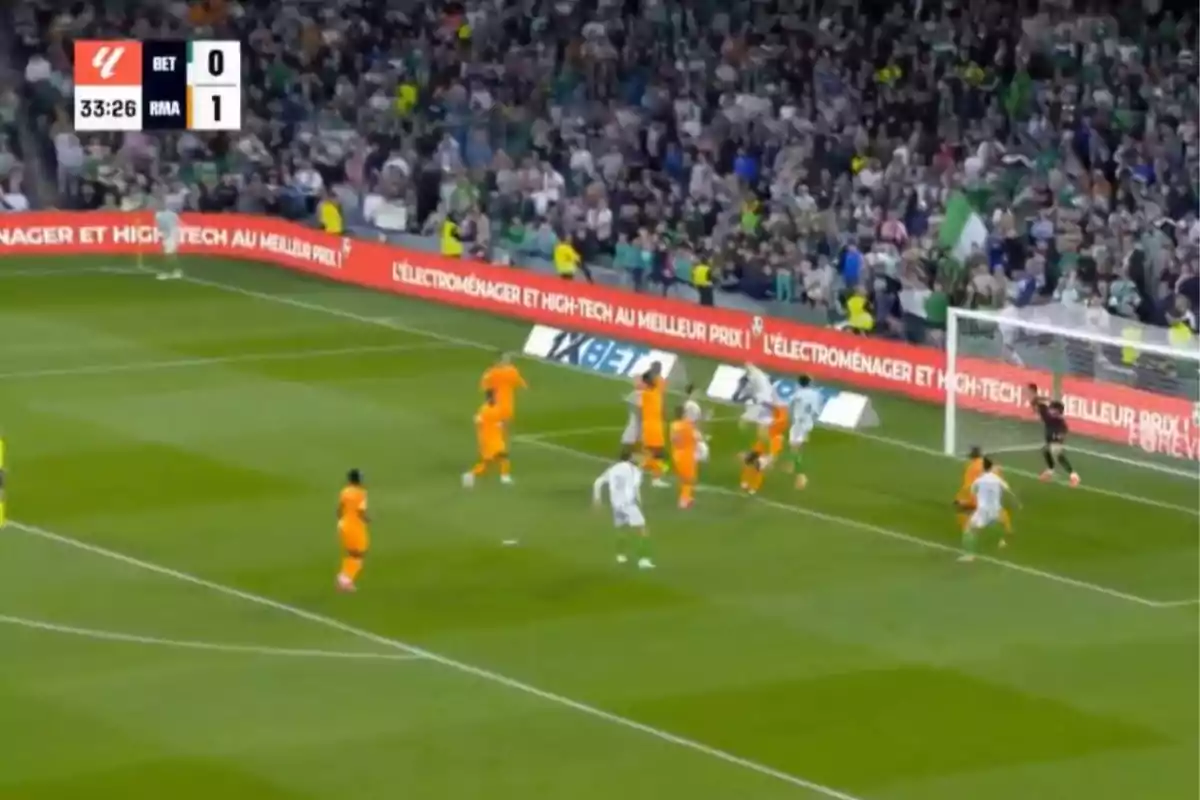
[7,520,864,800]
[0,614,426,661]
[0,342,460,381]
[1150,598,1200,608]
[0,266,144,279]
[174,272,1198,518]
[515,431,1189,609]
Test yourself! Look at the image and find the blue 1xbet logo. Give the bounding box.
[522,325,679,378]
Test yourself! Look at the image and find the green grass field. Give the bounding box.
[0,255,1196,800]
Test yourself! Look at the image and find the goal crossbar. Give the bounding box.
[951,307,1200,362]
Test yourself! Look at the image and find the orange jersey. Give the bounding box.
[338,485,369,551]
[671,419,697,458]
[476,402,506,457]
[671,419,698,481]
[639,376,665,423]
[481,363,526,416]
[956,458,1001,505]
[768,403,788,436]
[339,485,368,528]
[961,458,985,491]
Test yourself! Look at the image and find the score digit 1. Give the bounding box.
[187,40,241,131]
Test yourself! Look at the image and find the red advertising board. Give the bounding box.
[2,211,1196,458]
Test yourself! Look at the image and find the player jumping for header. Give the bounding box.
[1028,384,1080,486]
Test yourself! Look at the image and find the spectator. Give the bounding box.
[553,236,580,281]
[6,0,1196,400]
[318,191,343,236]
[846,285,875,336]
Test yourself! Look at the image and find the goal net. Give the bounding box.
[944,304,1200,481]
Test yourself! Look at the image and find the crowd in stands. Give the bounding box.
[5,0,1199,357]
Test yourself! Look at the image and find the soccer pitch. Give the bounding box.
[0,255,1196,800]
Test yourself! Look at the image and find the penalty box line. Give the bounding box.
[515,428,1198,610]
[0,613,426,662]
[6,519,866,800]
[0,341,463,382]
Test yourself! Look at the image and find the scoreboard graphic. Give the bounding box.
[73,40,241,132]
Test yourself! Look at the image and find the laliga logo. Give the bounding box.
[92,46,125,80]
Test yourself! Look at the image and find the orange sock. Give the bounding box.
[499,458,511,476]
[955,513,969,531]
[472,460,488,476]
[340,556,362,582]
[999,508,1013,534]
[646,457,663,477]
[739,463,754,487]
[749,468,765,493]
[680,483,694,504]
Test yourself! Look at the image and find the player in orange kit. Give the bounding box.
[336,469,369,592]
[480,352,527,424]
[670,406,699,509]
[740,399,786,495]
[638,363,670,487]
[954,446,1014,546]
[463,389,511,487]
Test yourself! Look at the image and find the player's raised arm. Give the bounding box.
[593,465,612,505]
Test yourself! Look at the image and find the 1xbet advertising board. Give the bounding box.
[2,212,1194,460]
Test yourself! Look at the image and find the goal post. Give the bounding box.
[945,304,1200,480]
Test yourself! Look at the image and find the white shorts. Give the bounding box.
[613,505,645,528]
[789,426,812,447]
[620,416,640,446]
[969,507,1002,529]
[161,230,180,255]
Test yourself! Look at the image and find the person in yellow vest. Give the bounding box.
[442,216,463,257]
[318,192,343,235]
[1167,296,1197,347]
[554,237,581,281]
[1120,324,1142,367]
[693,260,714,306]
[846,284,875,335]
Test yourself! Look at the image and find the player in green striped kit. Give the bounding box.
[787,375,823,490]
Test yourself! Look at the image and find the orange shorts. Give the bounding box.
[674,459,697,483]
[642,425,665,450]
[479,437,506,461]
[339,524,369,553]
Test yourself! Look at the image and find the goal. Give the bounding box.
[944,304,1200,480]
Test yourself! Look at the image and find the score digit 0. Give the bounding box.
[188,40,240,131]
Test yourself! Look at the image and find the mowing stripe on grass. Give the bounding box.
[0,614,426,661]
[0,342,463,382]
[515,430,1194,610]
[8,519,865,800]
[175,272,1199,518]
